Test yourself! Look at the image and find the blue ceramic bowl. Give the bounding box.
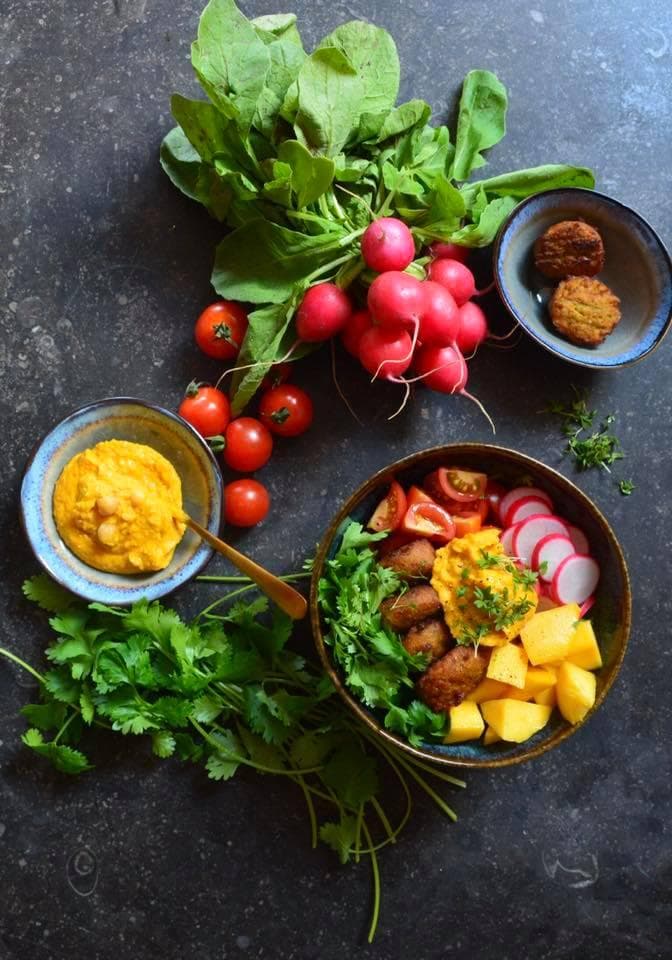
[20,398,223,605]
[310,444,631,768]
[493,188,672,368]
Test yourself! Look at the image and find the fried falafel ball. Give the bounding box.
[403,618,451,662]
[380,585,442,632]
[379,538,436,581]
[549,276,621,346]
[534,220,605,279]
[416,645,488,712]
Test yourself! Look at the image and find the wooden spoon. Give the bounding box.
[182,514,307,620]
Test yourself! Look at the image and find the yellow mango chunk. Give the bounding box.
[444,701,485,743]
[534,686,557,707]
[486,643,528,688]
[520,603,580,665]
[566,620,603,670]
[483,725,501,746]
[505,667,557,701]
[466,677,510,703]
[481,699,552,743]
[556,661,596,724]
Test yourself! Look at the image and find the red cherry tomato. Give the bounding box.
[222,417,273,473]
[424,467,488,504]
[224,479,270,527]
[484,479,508,523]
[194,301,249,361]
[178,383,230,438]
[405,485,439,509]
[259,385,313,438]
[260,362,293,392]
[400,502,456,543]
[453,510,485,538]
[368,481,407,532]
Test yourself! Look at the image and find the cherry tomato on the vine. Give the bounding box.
[224,479,270,527]
[194,300,248,361]
[260,362,293,391]
[178,382,230,437]
[222,417,273,473]
[259,385,313,438]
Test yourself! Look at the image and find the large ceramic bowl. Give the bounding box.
[310,444,631,768]
[493,188,672,368]
[20,398,223,604]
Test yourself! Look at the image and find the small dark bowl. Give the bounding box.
[310,444,631,769]
[493,188,672,368]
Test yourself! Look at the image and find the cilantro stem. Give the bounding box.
[196,573,311,584]
[190,719,324,777]
[53,711,77,746]
[401,755,466,788]
[360,734,413,838]
[370,797,395,846]
[388,752,458,822]
[361,820,381,944]
[297,773,319,849]
[0,647,46,684]
[194,584,258,620]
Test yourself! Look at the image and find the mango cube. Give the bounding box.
[486,643,528,688]
[466,677,510,703]
[505,667,557,701]
[520,603,580,665]
[481,699,552,743]
[556,661,596,724]
[444,701,485,744]
[483,725,501,746]
[566,620,603,671]
[534,686,557,707]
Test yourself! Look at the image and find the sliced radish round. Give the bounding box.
[507,496,553,527]
[512,514,570,565]
[579,595,596,618]
[567,524,590,555]
[551,555,600,605]
[500,524,520,556]
[500,487,553,527]
[532,534,576,582]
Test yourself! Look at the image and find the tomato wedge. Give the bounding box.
[367,480,407,532]
[406,485,439,509]
[424,467,488,504]
[454,511,485,538]
[401,502,456,543]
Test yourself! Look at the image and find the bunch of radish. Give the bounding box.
[493,486,600,613]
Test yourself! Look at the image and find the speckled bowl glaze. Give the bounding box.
[310,444,631,769]
[493,188,672,368]
[20,398,223,605]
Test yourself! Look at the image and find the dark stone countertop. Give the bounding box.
[1,1,671,958]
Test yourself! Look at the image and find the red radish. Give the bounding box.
[456,301,489,354]
[428,258,476,306]
[532,534,576,581]
[579,595,596,618]
[413,343,495,432]
[358,326,413,380]
[500,487,553,527]
[512,514,570,565]
[500,524,520,556]
[567,524,590,555]
[341,308,372,357]
[296,283,351,342]
[429,241,470,263]
[361,218,415,273]
[507,496,553,527]
[551,554,600,605]
[418,281,460,345]
[367,271,425,329]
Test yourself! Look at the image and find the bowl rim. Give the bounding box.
[20,395,223,603]
[309,442,632,769]
[492,186,672,370]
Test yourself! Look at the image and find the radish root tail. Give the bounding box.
[370,319,418,383]
[387,377,412,420]
[461,387,496,434]
[330,339,363,425]
[488,322,520,342]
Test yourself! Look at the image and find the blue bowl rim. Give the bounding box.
[19,396,224,603]
[492,186,672,370]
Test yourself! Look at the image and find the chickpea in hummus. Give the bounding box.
[431,528,538,647]
[53,439,186,574]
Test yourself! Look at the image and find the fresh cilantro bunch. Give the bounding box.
[2,573,465,942]
[318,522,447,747]
[162,0,594,412]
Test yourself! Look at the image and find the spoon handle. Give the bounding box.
[183,515,307,621]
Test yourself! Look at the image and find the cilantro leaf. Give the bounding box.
[190,694,224,724]
[152,730,176,759]
[22,575,75,613]
[319,816,358,864]
[43,667,81,705]
[21,728,92,774]
[205,730,242,781]
[384,700,446,747]
[20,701,67,731]
[321,741,378,808]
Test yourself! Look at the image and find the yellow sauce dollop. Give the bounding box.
[431,528,538,647]
[53,439,186,574]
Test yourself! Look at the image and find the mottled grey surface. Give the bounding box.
[1,1,671,958]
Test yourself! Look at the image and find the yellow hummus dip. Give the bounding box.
[53,439,186,574]
[431,528,538,647]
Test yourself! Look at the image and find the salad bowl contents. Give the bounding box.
[311,444,631,767]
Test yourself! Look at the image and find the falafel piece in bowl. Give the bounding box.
[416,645,488,712]
[534,219,605,279]
[550,276,622,346]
